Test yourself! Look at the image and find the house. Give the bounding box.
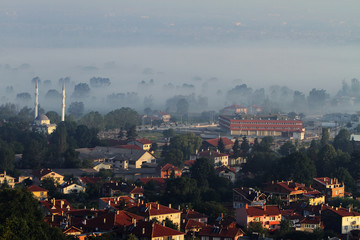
[102,181,144,199]
[233,187,267,209]
[202,137,234,151]
[128,139,153,151]
[127,202,182,228]
[215,165,236,183]
[303,190,325,206]
[182,209,208,224]
[0,171,16,188]
[198,150,228,166]
[197,225,244,240]
[33,169,64,186]
[57,183,85,194]
[321,205,360,234]
[28,185,48,201]
[78,176,102,186]
[313,177,345,199]
[120,220,185,240]
[76,146,156,169]
[182,160,196,174]
[236,204,281,230]
[184,219,207,234]
[263,180,308,203]
[99,196,138,211]
[299,216,323,232]
[160,163,182,178]
[40,198,74,216]
[221,105,248,115]
[93,162,112,172]
[228,154,246,166]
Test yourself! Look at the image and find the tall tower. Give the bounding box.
[34,79,39,120]
[61,82,66,122]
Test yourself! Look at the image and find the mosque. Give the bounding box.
[33,80,66,134]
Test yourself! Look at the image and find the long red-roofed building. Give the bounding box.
[219,115,303,137]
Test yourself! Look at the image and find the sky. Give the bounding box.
[0,0,360,112]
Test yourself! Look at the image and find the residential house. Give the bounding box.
[263,180,308,203]
[313,177,345,199]
[127,202,182,228]
[299,216,323,232]
[160,163,182,178]
[93,162,112,172]
[197,225,244,240]
[102,181,144,199]
[228,153,246,166]
[57,183,85,194]
[236,204,281,230]
[215,165,236,183]
[184,219,207,235]
[33,169,64,186]
[120,220,185,240]
[303,190,325,206]
[40,198,74,216]
[201,137,234,152]
[0,171,16,188]
[182,209,208,225]
[233,187,267,209]
[99,196,138,211]
[182,160,195,174]
[128,139,153,151]
[78,176,102,187]
[28,185,48,201]
[198,150,228,166]
[321,205,360,234]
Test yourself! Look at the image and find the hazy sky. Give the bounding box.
[0,0,360,112]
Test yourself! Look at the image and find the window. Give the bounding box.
[201,237,209,240]
[254,217,260,222]
[269,217,275,221]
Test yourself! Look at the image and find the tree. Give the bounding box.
[89,77,111,88]
[104,108,138,130]
[307,88,329,111]
[333,129,353,153]
[232,138,240,158]
[79,111,104,130]
[320,128,329,147]
[46,111,61,124]
[317,144,337,177]
[167,133,202,160]
[279,141,296,156]
[217,138,225,153]
[240,136,250,156]
[176,98,189,121]
[277,152,316,185]
[72,83,90,98]
[190,158,215,190]
[150,143,158,152]
[127,125,137,142]
[163,128,176,139]
[68,102,85,119]
[0,141,15,171]
[0,187,66,239]
[246,221,267,236]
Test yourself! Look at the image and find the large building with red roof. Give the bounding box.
[321,205,360,234]
[160,163,182,178]
[202,137,234,151]
[236,204,281,230]
[219,115,303,137]
[263,180,310,203]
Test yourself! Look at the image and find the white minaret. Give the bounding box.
[34,79,39,120]
[61,82,66,122]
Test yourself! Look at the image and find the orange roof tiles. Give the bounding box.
[28,185,48,192]
[205,137,234,147]
[245,205,281,217]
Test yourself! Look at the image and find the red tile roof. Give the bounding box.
[40,199,74,215]
[128,202,181,218]
[138,177,165,185]
[136,139,153,145]
[198,150,228,158]
[264,181,307,195]
[78,176,102,185]
[185,219,208,230]
[197,225,244,238]
[122,221,184,238]
[205,137,234,148]
[100,196,138,209]
[33,169,54,178]
[117,145,143,150]
[182,209,208,220]
[300,216,322,225]
[313,177,341,185]
[161,163,181,172]
[184,160,196,166]
[245,205,281,217]
[215,165,236,173]
[323,205,360,217]
[28,185,48,192]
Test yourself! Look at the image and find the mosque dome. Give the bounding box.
[36,114,49,121]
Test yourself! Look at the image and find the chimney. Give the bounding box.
[60,200,64,209]
[4,170,6,176]
[138,199,141,205]
[178,205,181,210]
[245,204,248,209]
[104,218,106,224]
[61,82,66,122]
[264,205,267,211]
[51,215,54,222]
[52,198,55,205]
[157,204,160,210]
[149,204,151,209]
[168,203,172,209]
[142,228,145,234]
[132,218,137,227]
[83,219,87,225]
